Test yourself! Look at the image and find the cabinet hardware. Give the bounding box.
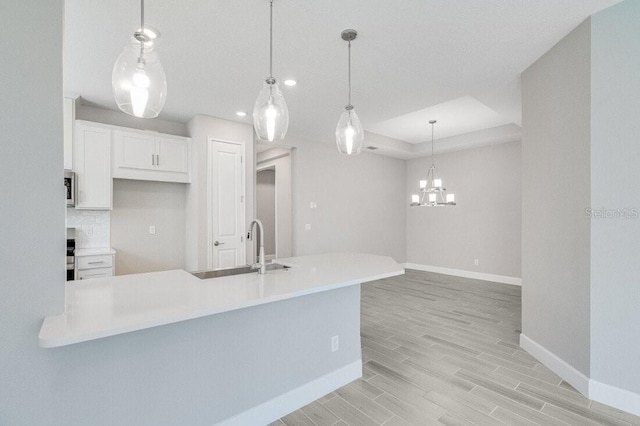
[214,241,225,246]
[88,261,105,265]
[152,154,155,166]
[156,154,159,166]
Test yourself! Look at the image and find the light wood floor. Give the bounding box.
[272,269,640,426]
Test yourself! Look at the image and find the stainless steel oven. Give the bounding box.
[67,228,76,281]
[65,171,75,207]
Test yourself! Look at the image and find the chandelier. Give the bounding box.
[411,120,456,207]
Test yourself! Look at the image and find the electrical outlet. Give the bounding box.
[149,225,156,235]
[474,259,479,266]
[331,335,339,352]
[85,226,93,237]
[310,202,318,209]
[305,224,312,231]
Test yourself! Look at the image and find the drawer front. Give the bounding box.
[78,267,113,280]
[77,254,113,270]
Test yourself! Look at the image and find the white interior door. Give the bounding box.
[209,139,245,269]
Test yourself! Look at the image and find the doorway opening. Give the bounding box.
[256,167,276,261]
[255,147,293,260]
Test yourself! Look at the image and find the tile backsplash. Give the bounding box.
[66,209,110,248]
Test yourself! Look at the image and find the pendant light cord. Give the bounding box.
[269,0,274,79]
[138,0,145,61]
[141,0,145,32]
[348,39,352,107]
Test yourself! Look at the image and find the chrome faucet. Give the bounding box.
[248,219,266,274]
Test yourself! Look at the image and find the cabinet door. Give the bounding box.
[74,123,112,210]
[156,136,190,174]
[113,130,156,172]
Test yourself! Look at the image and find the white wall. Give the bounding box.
[406,141,522,278]
[111,179,187,275]
[185,115,255,270]
[288,136,407,263]
[590,0,640,396]
[521,18,592,377]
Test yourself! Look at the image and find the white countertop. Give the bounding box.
[74,247,116,257]
[39,252,404,348]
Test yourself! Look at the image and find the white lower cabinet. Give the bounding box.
[74,122,112,210]
[76,253,115,280]
[78,267,113,280]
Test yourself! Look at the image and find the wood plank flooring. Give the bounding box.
[272,269,640,426]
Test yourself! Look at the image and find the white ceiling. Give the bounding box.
[64,0,620,154]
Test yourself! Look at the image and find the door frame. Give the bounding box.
[256,164,278,260]
[207,137,246,270]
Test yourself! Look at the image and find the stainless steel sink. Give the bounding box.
[191,263,290,279]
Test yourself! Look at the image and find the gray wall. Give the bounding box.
[0,0,66,419]
[590,0,640,394]
[76,104,188,137]
[406,141,522,278]
[521,19,592,376]
[111,179,187,275]
[256,169,277,256]
[289,136,407,263]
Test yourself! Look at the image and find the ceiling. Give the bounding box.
[64,0,620,156]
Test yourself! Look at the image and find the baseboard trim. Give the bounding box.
[590,378,640,417]
[403,263,521,286]
[519,333,590,395]
[217,360,362,426]
[520,334,640,416]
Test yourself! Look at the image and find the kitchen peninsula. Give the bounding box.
[39,252,403,425]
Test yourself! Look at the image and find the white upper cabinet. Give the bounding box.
[63,97,76,170]
[113,130,191,183]
[74,122,112,210]
[115,131,157,172]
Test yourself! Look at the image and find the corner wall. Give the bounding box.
[521,18,592,379]
[185,115,255,270]
[406,141,522,280]
[111,179,187,275]
[288,136,407,263]
[590,0,640,399]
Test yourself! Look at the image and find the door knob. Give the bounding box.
[214,241,225,246]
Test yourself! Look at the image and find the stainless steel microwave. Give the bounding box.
[64,171,75,207]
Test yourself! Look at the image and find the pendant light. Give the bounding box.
[411,120,456,207]
[112,0,167,119]
[336,29,364,156]
[253,0,289,142]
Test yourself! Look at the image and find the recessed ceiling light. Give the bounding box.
[284,79,297,87]
[236,111,247,117]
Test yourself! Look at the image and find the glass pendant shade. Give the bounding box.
[336,107,364,155]
[112,38,166,118]
[253,80,289,142]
